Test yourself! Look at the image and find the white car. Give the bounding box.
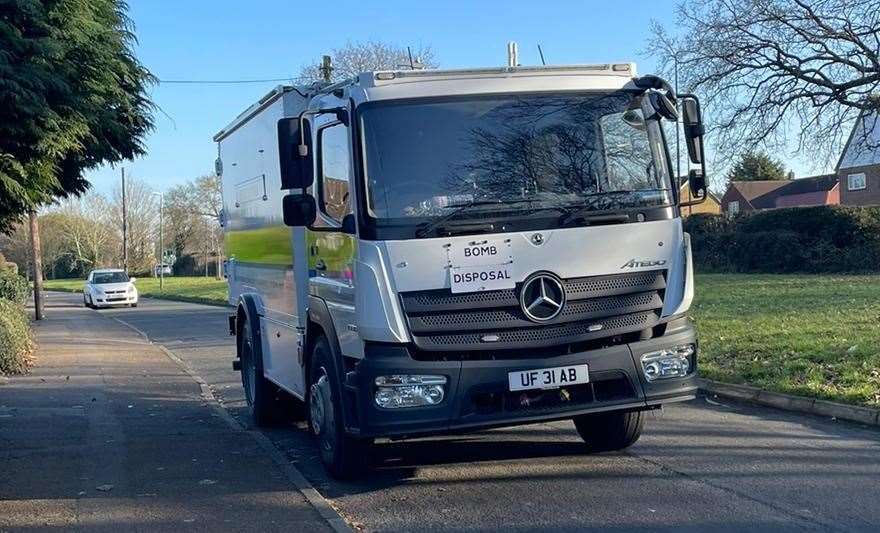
[83,269,138,308]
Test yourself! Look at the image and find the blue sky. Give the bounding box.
[85,0,807,194]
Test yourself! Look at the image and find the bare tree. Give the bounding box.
[297,40,438,83]
[165,174,224,277]
[647,0,880,167]
[55,194,117,272]
[111,177,159,275]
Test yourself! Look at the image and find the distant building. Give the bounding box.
[836,112,880,206]
[721,174,840,216]
[678,177,721,216]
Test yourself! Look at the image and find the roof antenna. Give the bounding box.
[407,46,415,70]
[537,44,546,65]
[507,41,519,67]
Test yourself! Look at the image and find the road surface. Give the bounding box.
[31,292,880,531]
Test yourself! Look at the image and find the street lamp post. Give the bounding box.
[151,191,164,291]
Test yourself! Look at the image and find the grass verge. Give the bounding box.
[693,274,880,408]
[44,276,228,306]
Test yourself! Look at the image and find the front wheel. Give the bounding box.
[573,410,644,452]
[309,336,372,479]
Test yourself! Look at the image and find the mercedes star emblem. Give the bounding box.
[520,273,566,322]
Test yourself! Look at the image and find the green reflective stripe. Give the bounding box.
[225,226,356,270]
[225,225,292,266]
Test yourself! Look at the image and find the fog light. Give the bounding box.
[374,375,447,409]
[640,344,694,381]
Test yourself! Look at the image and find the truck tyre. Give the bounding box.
[308,336,371,479]
[573,410,644,452]
[239,313,282,426]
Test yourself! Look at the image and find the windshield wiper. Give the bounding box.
[415,198,539,238]
[557,191,641,227]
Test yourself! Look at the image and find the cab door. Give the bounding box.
[308,113,359,358]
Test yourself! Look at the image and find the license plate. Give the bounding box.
[508,364,589,392]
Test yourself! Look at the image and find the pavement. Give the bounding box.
[4,291,880,532]
[0,292,336,532]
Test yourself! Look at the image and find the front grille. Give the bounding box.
[400,270,666,353]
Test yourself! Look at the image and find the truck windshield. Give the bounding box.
[359,91,672,236]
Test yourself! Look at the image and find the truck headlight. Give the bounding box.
[640,344,694,381]
[374,375,447,409]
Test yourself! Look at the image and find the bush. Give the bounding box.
[684,206,880,273]
[0,298,33,375]
[0,269,29,305]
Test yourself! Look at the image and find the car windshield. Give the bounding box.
[359,91,672,229]
[92,272,129,284]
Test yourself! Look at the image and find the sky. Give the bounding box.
[85,0,809,194]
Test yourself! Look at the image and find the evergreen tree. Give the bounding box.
[0,0,154,233]
[726,152,788,182]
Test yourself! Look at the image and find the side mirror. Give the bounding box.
[130,277,137,283]
[278,118,314,190]
[687,169,707,201]
[679,94,709,206]
[681,96,705,166]
[283,193,317,227]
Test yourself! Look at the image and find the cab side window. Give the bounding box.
[318,123,352,223]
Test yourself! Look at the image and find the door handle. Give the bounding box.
[315,259,327,271]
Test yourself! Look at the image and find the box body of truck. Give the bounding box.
[216,64,704,477]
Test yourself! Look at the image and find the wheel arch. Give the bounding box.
[236,292,264,363]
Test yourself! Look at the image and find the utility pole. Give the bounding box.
[28,210,44,321]
[204,217,209,277]
[158,194,164,291]
[151,191,164,290]
[320,55,333,82]
[122,168,128,272]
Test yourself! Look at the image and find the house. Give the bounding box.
[836,112,880,206]
[721,174,840,216]
[678,177,721,216]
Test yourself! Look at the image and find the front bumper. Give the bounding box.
[346,318,698,438]
[95,295,138,306]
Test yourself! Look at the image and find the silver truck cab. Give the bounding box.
[215,63,708,478]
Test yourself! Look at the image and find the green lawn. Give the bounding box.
[44,276,228,306]
[44,273,880,407]
[693,274,880,408]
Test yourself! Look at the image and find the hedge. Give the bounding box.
[684,206,880,273]
[0,298,33,375]
[0,269,30,305]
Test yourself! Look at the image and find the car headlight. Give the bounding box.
[640,344,695,381]
[374,375,447,409]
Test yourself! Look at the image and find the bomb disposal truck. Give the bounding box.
[215,62,708,478]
